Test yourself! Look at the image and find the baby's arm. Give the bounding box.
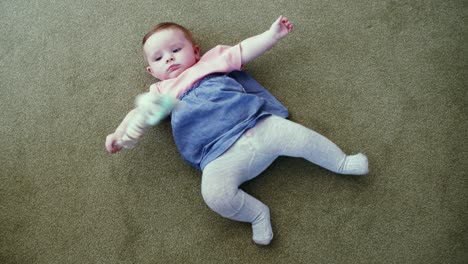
[105,93,178,153]
[105,109,138,154]
[240,16,294,65]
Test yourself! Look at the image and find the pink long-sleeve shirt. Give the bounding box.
[149,45,242,98]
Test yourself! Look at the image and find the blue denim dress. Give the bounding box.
[171,71,289,170]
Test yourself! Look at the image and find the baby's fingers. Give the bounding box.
[106,138,121,154]
[281,17,294,31]
[111,142,123,153]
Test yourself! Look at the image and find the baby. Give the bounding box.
[105,16,369,245]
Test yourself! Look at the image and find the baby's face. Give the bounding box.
[144,28,200,80]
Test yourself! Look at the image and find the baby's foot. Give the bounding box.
[252,207,273,245]
[341,153,369,175]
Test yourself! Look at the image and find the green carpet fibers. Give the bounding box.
[1,0,467,263]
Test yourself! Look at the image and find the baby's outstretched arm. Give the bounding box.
[105,93,178,153]
[240,16,294,65]
[105,109,137,154]
[116,93,178,149]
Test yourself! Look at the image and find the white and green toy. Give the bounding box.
[117,92,178,149]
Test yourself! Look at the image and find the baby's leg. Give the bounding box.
[202,136,277,245]
[251,116,368,175]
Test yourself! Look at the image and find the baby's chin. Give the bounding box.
[166,67,187,80]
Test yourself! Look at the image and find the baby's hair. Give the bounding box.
[142,22,196,47]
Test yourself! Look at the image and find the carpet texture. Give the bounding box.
[1,0,467,263]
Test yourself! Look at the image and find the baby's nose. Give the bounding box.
[166,57,174,63]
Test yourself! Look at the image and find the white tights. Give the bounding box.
[201,115,368,245]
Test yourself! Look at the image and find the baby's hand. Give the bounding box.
[269,16,294,40]
[105,133,123,154]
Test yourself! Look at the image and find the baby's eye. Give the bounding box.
[155,57,162,61]
[173,48,181,53]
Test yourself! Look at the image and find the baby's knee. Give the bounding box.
[201,185,238,217]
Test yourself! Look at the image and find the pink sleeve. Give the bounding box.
[222,44,243,71]
[200,44,242,72]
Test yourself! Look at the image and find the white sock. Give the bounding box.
[341,153,369,175]
[252,207,273,245]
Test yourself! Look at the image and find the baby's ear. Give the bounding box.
[146,66,153,75]
[194,45,201,61]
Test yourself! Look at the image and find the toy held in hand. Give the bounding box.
[117,93,178,149]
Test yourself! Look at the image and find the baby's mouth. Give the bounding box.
[168,64,180,72]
